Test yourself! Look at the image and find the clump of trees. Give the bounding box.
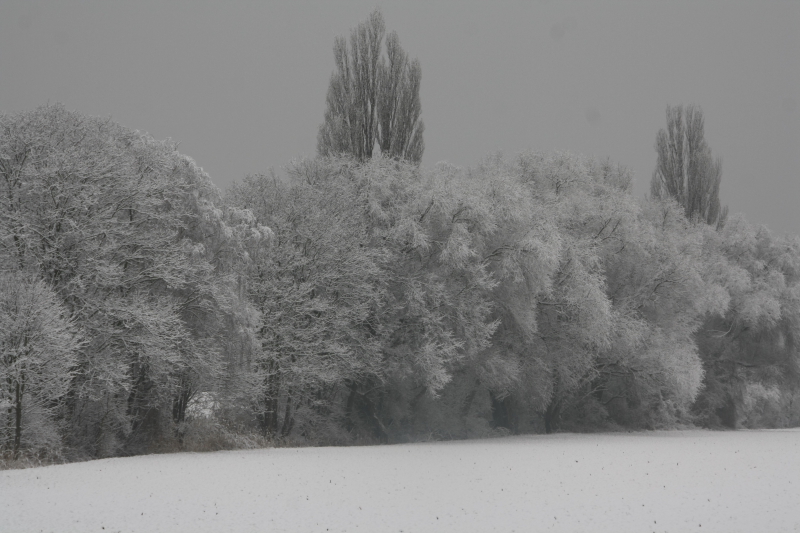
[223,147,798,440]
[2,20,799,465]
[648,104,799,428]
[0,104,267,460]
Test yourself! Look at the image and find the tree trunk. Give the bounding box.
[171,383,192,448]
[268,380,279,435]
[345,383,357,431]
[544,397,561,434]
[367,393,389,444]
[716,392,737,429]
[14,380,23,459]
[280,389,294,437]
[172,386,191,425]
[259,360,280,437]
[460,380,480,420]
[490,392,518,434]
[716,362,738,429]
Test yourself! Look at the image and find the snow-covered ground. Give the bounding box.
[2,429,798,532]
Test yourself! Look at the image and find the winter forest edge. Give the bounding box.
[2,10,799,467]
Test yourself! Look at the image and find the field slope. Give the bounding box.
[2,429,798,532]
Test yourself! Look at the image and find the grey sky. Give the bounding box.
[2,1,798,234]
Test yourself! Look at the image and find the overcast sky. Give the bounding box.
[2,1,798,234]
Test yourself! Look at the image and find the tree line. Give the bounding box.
[2,11,798,463]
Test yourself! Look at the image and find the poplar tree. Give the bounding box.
[317,9,424,164]
[650,105,727,227]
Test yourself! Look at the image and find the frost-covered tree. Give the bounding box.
[510,152,636,432]
[650,105,727,227]
[432,154,562,434]
[0,271,81,459]
[318,9,424,164]
[228,162,384,441]
[597,196,724,428]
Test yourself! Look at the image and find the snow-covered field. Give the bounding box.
[2,429,798,533]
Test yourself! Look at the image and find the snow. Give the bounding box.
[2,429,799,532]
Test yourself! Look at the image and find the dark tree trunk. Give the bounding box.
[346,381,389,443]
[171,383,192,448]
[259,360,280,437]
[172,386,191,425]
[716,392,737,429]
[460,380,480,420]
[14,380,23,459]
[345,383,357,432]
[367,393,389,444]
[490,392,518,434]
[714,362,739,429]
[544,396,561,434]
[280,389,294,437]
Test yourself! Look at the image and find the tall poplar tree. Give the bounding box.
[317,9,424,164]
[650,104,727,227]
